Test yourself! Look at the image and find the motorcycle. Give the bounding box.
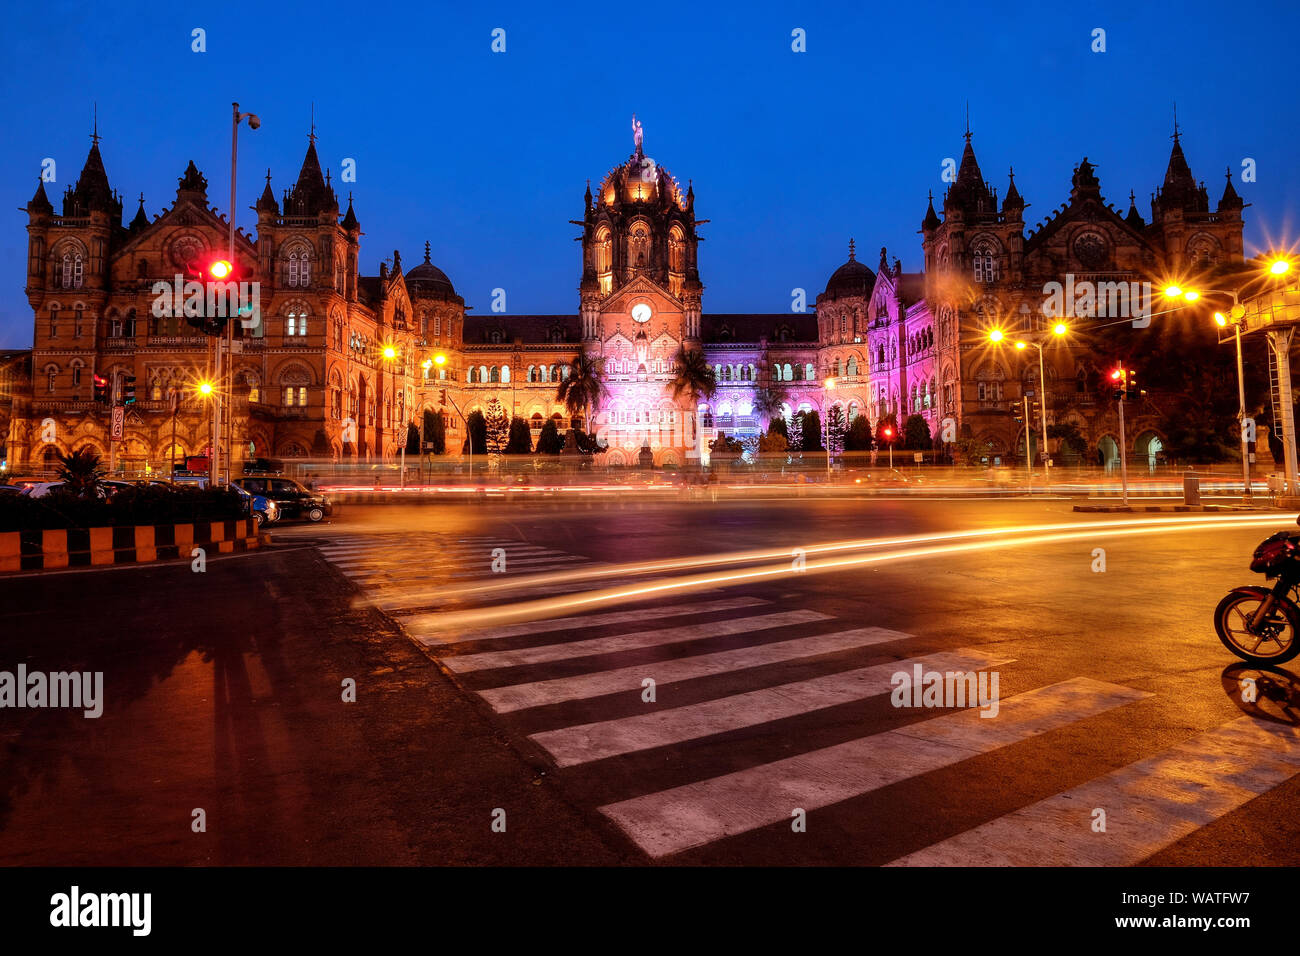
[1214,518,1300,665]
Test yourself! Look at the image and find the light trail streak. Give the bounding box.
[366,513,1293,635]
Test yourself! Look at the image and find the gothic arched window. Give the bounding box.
[61,251,84,289]
[972,240,998,283]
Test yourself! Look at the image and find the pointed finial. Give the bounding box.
[1172,101,1180,143]
[310,102,317,144]
[137,191,144,205]
[1225,165,1232,181]
[325,168,331,188]
[964,102,971,143]
[1008,165,1015,183]
[1129,188,1137,204]
[91,102,100,146]
[848,238,856,261]
[265,168,272,185]
[424,240,431,264]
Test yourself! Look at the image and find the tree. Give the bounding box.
[767,415,789,443]
[751,385,788,430]
[844,415,874,451]
[536,418,563,454]
[424,409,446,455]
[902,414,931,451]
[670,346,718,445]
[505,416,533,454]
[557,351,609,432]
[798,409,824,451]
[484,398,509,454]
[1047,421,1086,463]
[758,431,788,453]
[404,422,420,455]
[55,447,105,497]
[786,413,803,453]
[461,410,487,455]
[709,433,744,461]
[825,406,846,457]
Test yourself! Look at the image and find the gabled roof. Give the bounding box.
[463,315,580,344]
[701,313,819,343]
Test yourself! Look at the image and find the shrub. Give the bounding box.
[0,485,246,532]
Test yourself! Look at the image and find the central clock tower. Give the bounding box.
[574,123,706,463]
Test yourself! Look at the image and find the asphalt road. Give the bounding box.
[5,493,1300,866]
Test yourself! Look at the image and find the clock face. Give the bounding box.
[631,303,652,323]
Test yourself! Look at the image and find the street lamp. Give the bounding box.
[1163,257,1294,502]
[824,378,836,479]
[990,322,1067,492]
[882,425,895,469]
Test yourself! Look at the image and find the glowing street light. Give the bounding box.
[197,381,214,396]
[1052,322,1068,337]
[382,345,398,360]
[1163,285,1184,299]
[1270,258,1291,276]
[988,328,1004,343]
[434,353,447,365]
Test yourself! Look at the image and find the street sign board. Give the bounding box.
[110,405,125,441]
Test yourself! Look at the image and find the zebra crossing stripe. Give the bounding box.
[531,640,981,767]
[598,677,1149,858]
[376,579,727,613]
[406,596,770,645]
[885,715,1300,866]
[335,553,587,577]
[477,612,874,712]
[447,609,838,673]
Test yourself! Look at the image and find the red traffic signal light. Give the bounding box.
[92,373,109,404]
[209,259,233,280]
[883,427,893,439]
[1110,367,1124,381]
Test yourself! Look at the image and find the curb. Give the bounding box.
[0,519,262,572]
[1072,504,1259,513]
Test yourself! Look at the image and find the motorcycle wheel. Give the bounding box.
[1214,587,1300,665]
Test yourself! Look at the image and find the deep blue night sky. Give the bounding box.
[2,0,1297,347]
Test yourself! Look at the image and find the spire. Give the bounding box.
[424,241,431,264]
[287,137,336,216]
[257,168,279,214]
[946,127,994,213]
[67,129,117,217]
[922,190,941,231]
[129,192,149,231]
[340,192,359,231]
[1125,189,1146,229]
[1155,122,1206,215]
[27,177,53,216]
[848,238,856,261]
[879,245,888,270]
[1002,165,1024,213]
[1219,166,1243,211]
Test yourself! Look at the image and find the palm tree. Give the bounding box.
[751,384,789,430]
[557,350,609,434]
[670,346,717,407]
[671,347,717,451]
[56,447,106,497]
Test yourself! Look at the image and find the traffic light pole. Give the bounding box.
[1023,396,1033,494]
[1036,345,1051,493]
[1117,391,1129,506]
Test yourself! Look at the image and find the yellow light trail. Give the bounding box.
[365,513,1294,636]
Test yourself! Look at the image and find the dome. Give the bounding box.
[405,243,457,298]
[823,256,875,299]
[597,154,687,209]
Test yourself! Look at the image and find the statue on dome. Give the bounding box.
[632,113,644,155]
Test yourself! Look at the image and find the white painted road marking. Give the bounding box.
[598,678,1149,858]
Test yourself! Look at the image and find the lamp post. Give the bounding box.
[991,322,1068,494]
[215,103,260,487]
[824,377,835,479]
[1165,257,1292,504]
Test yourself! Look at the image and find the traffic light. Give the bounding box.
[1030,400,1041,420]
[92,373,109,404]
[182,259,238,336]
[1110,367,1124,400]
[1013,405,1024,425]
[123,375,136,405]
[882,426,894,442]
[1125,372,1141,402]
[438,388,447,405]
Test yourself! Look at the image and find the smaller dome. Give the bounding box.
[823,258,875,299]
[406,242,456,298]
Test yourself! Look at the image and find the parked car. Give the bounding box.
[230,483,279,529]
[234,476,332,522]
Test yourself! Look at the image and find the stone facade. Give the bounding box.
[5,122,1247,473]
